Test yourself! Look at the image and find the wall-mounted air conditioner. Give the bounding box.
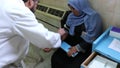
[35,3,68,32]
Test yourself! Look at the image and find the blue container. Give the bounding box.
[93,26,120,63]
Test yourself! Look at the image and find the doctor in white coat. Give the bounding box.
[0,0,66,68]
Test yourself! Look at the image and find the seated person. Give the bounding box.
[51,0,103,68]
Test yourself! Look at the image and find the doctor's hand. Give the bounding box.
[67,46,78,57]
[43,48,52,52]
[58,28,68,40]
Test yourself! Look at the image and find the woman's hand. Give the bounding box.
[67,46,78,57]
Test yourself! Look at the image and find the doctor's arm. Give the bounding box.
[8,6,66,48]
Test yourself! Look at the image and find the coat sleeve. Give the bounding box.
[6,4,61,48]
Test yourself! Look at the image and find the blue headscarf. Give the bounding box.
[66,0,102,43]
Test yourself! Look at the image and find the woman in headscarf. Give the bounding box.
[51,0,103,68]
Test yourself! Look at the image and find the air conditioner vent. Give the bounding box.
[48,8,64,17]
[37,5,48,12]
[35,3,68,32]
[37,4,65,18]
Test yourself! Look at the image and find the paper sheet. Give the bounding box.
[88,55,117,68]
[108,38,120,53]
[88,55,106,68]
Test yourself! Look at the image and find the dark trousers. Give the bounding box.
[51,35,92,68]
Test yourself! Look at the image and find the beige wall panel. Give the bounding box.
[112,0,120,27]
[89,0,116,30]
[40,0,69,10]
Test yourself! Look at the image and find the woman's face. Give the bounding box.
[68,5,80,16]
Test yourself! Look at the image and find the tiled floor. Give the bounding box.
[24,44,57,68]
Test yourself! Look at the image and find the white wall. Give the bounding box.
[90,0,120,30]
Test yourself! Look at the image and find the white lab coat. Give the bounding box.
[0,0,61,67]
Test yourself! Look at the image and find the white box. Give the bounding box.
[81,52,118,68]
[109,26,120,39]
